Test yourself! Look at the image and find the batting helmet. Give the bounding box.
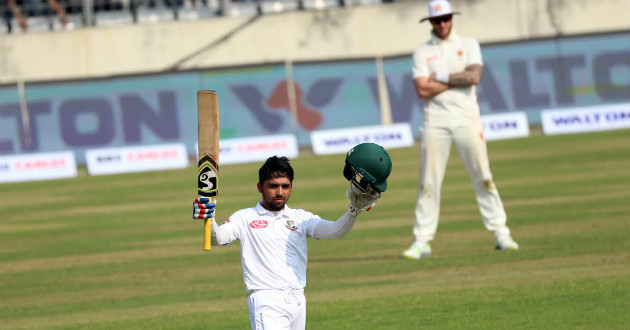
[343,143,392,193]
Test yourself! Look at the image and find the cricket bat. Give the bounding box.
[197,90,219,251]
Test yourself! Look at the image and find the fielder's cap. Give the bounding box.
[420,0,460,23]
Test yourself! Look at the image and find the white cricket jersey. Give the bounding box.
[412,29,483,127]
[218,202,324,292]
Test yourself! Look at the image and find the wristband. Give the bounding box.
[435,71,449,84]
[348,204,363,217]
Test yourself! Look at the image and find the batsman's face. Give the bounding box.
[258,175,292,211]
[430,14,453,40]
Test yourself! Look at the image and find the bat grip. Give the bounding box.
[203,218,212,251]
[202,196,215,251]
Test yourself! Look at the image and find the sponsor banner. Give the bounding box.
[0,151,77,183]
[1,32,628,163]
[85,143,188,176]
[310,123,414,155]
[215,134,299,165]
[481,112,530,141]
[542,103,630,135]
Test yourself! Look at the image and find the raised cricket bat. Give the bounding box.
[197,90,219,251]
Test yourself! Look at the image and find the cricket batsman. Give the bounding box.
[193,143,392,330]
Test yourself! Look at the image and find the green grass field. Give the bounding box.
[1,129,629,330]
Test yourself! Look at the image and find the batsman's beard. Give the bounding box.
[267,198,286,211]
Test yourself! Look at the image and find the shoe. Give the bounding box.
[402,241,432,259]
[495,236,519,251]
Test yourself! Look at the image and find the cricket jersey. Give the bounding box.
[217,202,325,292]
[412,29,483,127]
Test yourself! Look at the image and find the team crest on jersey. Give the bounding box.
[285,220,297,231]
[250,220,268,229]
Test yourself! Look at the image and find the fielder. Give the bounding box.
[194,144,391,330]
[402,0,519,260]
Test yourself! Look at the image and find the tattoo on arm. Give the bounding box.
[448,64,483,87]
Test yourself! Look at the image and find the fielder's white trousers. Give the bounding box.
[413,122,511,243]
[248,289,306,330]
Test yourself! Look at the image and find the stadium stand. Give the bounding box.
[0,0,386,33]
[176,0,219,20]
[258,0,299,15]
[94,9,133,26]
[301,0,339,10]
[1,0,70,32]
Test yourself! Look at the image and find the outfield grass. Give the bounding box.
[1,129,628,330]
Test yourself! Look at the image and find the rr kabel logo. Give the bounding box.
[250,220,269,229]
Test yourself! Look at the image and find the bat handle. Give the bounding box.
[202,196,215,251]
[203,218,212,251]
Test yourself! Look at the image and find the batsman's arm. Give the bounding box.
[414,76,449,99]
[311,212,357,239]
[311,186,381,239]
[444,64,483,87]
[211,218,231,246]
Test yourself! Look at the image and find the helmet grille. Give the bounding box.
[344,161,379,193]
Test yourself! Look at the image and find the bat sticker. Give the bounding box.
[198,154,219,197]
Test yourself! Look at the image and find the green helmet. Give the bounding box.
[343,143,392,193]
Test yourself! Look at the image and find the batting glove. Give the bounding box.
[193,197,215,219]
[346,185,380,216]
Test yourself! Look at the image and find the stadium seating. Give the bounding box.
[259,0,300,15]
[136,6,176,23]
[21,16,51,32]
[53,13,83,30]
[301,0,340,10]
[225,0,259,17]
[176,6,216,20]
[94,9,134,26]
[1,0,388,33]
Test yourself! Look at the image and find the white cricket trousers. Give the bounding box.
[413,122,511,243]
[248,289,306,330]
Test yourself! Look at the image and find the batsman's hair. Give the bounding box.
[259,156,294,184]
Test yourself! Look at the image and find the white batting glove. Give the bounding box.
[346,185,380,216]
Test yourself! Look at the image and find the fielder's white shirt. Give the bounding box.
[217,202,325,292]
[412,29,483,127]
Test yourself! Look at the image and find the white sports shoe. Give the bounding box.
[495,236,519,251]
[402,241,432,259]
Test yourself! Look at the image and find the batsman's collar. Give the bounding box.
[420,0,461,23]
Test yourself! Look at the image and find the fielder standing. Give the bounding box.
[195,147,391,330]
[402,0,519,260]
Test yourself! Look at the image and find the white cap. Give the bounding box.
[420,0,461,22]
